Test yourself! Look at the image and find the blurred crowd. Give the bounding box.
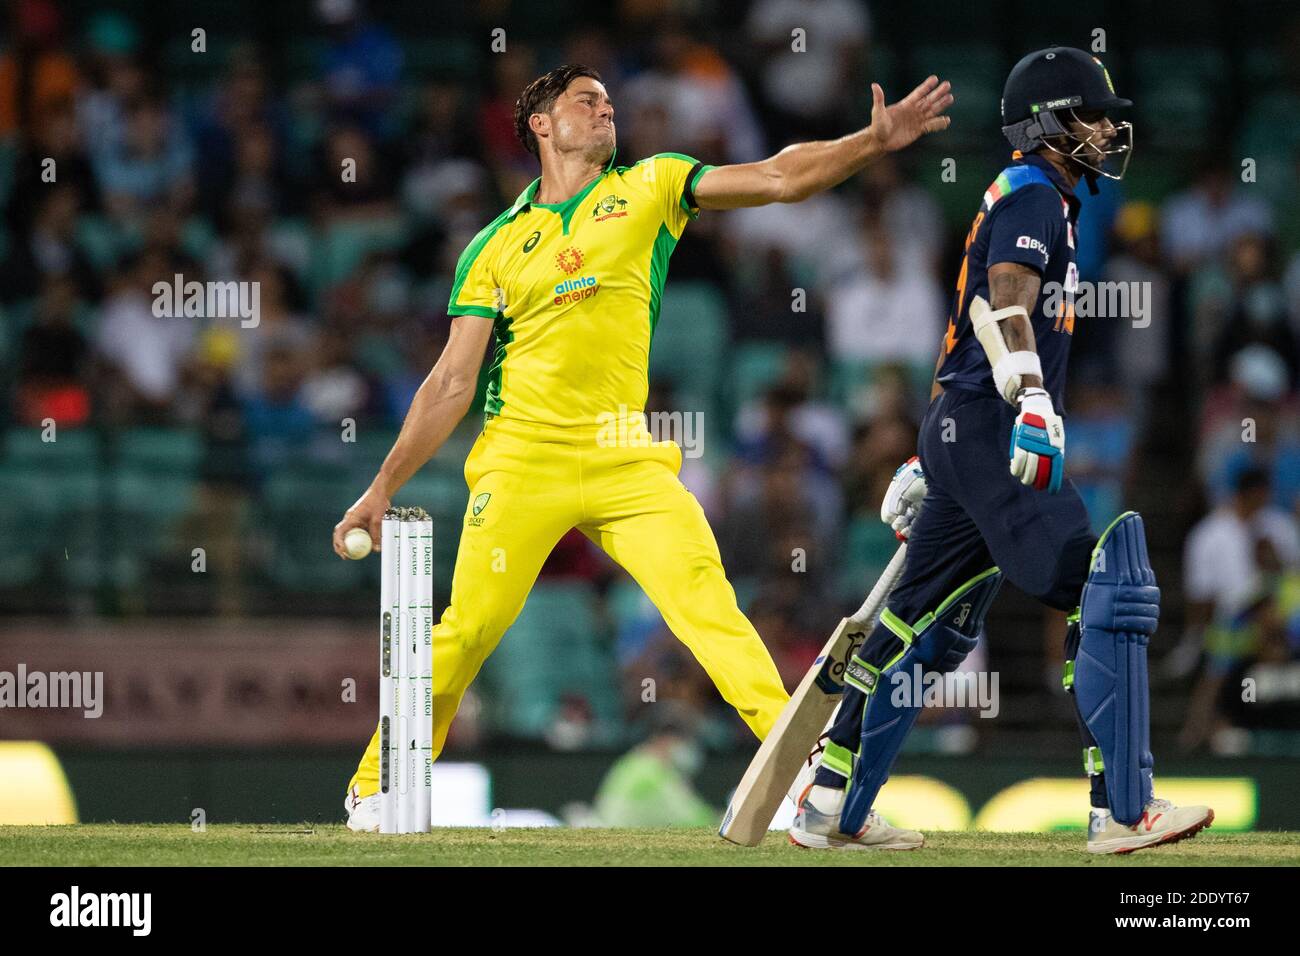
[3,0,1300,752]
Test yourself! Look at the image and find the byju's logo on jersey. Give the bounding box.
[591,194,629,221]
[1016,235,1050,264]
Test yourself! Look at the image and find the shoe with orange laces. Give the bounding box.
[788,784,924,850]
[1086,798,1214,854]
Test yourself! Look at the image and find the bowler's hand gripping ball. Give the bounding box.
[343,527,373,560]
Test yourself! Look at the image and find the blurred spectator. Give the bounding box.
[724,184,859,292]
[592,705,716,827]
[0,183,100,302]
[230,262,317,400]
[13,276,90,426]
[745,0,869,140]
[400,81,480,220]
[92,96,196,225]
[732,247,824,348]
[6,99,100,234]
[719,440,842,585]
[1202,234,1298,390]
[824,209,944,368]
[243,344,314,478]
[1161,158,1273,274]
[1197,346,1300,511]
[317,0,403,137]
[185,328,252,616]
[75,12,144,149]
[624,20,766,164]
[1178,467,1300,749]
[300,328,373,423]
[193,47,290,220]
[1104,202,1172,405]
[312,124,398,220]
[0,0,78,136]
[476,44,537,192]
[1063,382,1136,530]
[843,407,917,519]
[93,250,197,419]
[734,353,848,472]
[846,156,944,277]
[210,122,291,226]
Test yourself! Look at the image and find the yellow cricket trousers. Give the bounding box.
[348,414,789,796]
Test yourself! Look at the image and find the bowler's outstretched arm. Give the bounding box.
[693,76,953,209]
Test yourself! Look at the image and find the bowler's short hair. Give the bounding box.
[513,64,603,158]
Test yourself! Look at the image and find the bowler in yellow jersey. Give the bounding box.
[333,64,952,827]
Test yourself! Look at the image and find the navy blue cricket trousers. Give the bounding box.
[825,385,1097,756]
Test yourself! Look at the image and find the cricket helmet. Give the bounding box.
[1001,46,1133,183]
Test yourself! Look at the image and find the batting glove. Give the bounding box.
[881,456,928,540]
[1009,387,1065,493]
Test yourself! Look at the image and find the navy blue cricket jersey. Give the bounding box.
[936,153,1081,410]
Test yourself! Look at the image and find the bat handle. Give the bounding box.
[848,542,907,627]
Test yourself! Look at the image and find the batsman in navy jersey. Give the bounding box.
[791,48,1215,854]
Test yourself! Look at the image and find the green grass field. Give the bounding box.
[3,825,1298,866]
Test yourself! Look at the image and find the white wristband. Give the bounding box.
[992,351,1043,404]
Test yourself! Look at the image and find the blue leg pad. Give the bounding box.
[1075,512,1160,825]
[839,568,1003,835]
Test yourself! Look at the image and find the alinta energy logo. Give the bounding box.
[553,246,600,306]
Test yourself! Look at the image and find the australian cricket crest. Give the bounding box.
[591,193,629,221]
[469,492,491,526]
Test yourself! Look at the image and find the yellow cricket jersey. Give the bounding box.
[447,150,713,427]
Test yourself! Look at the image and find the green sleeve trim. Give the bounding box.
[680,162,715,219]
[447,211,509,315]
[447,305,498,319]
[644,152,712,220]
[652,151,700,164]
[1062,659,1075,691]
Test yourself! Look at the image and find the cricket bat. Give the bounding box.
[718,542,908,846]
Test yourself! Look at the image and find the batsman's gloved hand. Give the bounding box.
[881,456,927,540]
[1009,387,1065,493]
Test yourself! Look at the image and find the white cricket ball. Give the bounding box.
[343,528,373,560]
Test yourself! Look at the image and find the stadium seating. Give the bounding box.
[480,580,623,745]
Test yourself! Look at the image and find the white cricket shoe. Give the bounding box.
[1086,798,1214,854]
[344,785,382,833]
[788,784,924,850]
